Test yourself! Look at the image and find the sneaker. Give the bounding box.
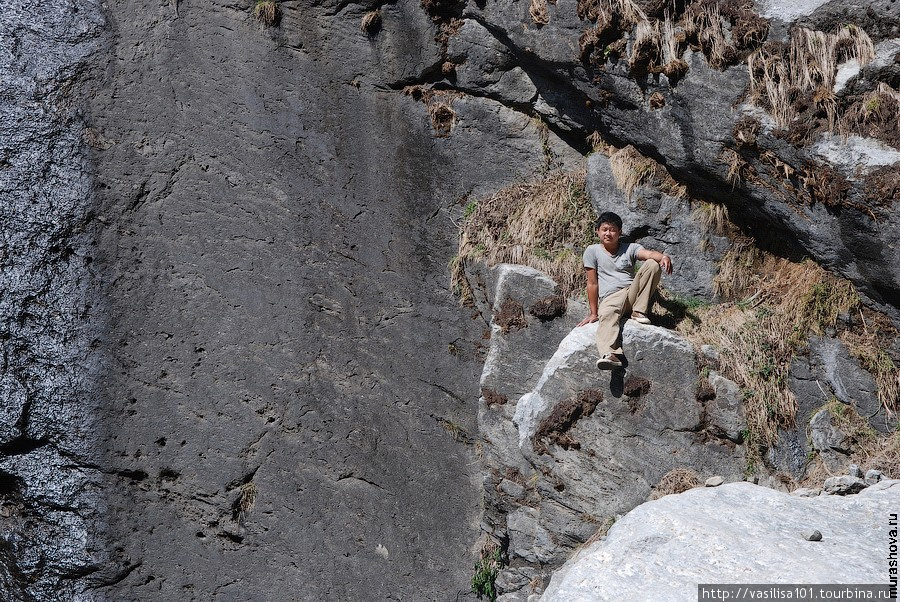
[596,353,623,370]
[630,311,651,325]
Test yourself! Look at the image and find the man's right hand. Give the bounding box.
[577,314,598,327]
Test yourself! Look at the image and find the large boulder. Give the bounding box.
[541,480,900,601]
[475,263,748,596]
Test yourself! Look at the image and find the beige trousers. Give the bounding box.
[596,259,661,355]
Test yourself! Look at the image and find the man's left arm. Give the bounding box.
[636,248,673,274]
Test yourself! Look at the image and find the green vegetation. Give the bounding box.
[472,542,502,601]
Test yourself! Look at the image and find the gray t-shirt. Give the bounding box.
[583,241,645,299]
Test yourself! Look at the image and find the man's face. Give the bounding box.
[596,222,621,247]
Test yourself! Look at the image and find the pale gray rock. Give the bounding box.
[809,408,851,472]
[700,345,720,365]
[791,488,821,497]
[865,469,884,484]
[479,265,746,577]
[500,479,527,500]
[848,464,863,478]
[706,372,746,441]
[541,482,900,601]
[496,567,534,593]
[705,476,724,487]
[810,409,850,454]
[823,476,869,495]
[508,507,559,563]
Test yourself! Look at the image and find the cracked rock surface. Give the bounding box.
[473,264,747,597]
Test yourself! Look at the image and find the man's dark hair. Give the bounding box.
[595,211,623,230]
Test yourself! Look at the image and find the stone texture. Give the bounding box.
[35,0,580,599]
[477,266,747,584]
[823,476,869,495]
[541,481,900,601]
[706,372,746,441]
[0,0,107,598]
[705,476,724,487]
[5,0,900,598]
[865,469,884,484]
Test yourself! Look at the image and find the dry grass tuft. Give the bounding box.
[404,87,460,137]
[233,482,259,522]
[360,10,381,33]
[453,170,595,299]
[530,0,550,25]
[607,145,686,201]
[748,25,875,129]
[252,0,279,26]
[682,251,864,452]
[650,468,701,499]
[587,130,612,153]
[840,82,900,147]
[719,148,746,189]
[690,201,731,237]
[712,237,761,298]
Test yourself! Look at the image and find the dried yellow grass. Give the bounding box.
[682,252,862,450]
[453,170,595,299]
[252,0,278,26]
[650,468,701,499]
[840,82,900,140]
[607,145,686,201]
[748,25,875,129]
[690,200,730,237]
[360,10,381,33]
[530,0,550,24]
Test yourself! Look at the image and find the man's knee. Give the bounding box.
[640,258,661,274]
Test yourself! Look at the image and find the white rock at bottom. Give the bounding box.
[541,481,900,602]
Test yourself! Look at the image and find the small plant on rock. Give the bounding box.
[471,541,502,601]
[252,0,279,26]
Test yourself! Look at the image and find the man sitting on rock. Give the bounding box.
[577,211,673,370]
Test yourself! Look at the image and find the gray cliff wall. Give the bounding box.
[79,0,577,601]
[1,1,107,599]
[1,0,899,599]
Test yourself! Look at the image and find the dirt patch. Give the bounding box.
[529,295,567,321]
[533,390,603,455]
[494,298,527,333]
[696,379,715,401]
[624,377,651,397]
[864,165,900,206]
[482,387,509,406]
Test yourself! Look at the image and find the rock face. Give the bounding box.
[0,0,107,598]
[475,264,748,596]
[541,480,900,601]
[3,0,900,598]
